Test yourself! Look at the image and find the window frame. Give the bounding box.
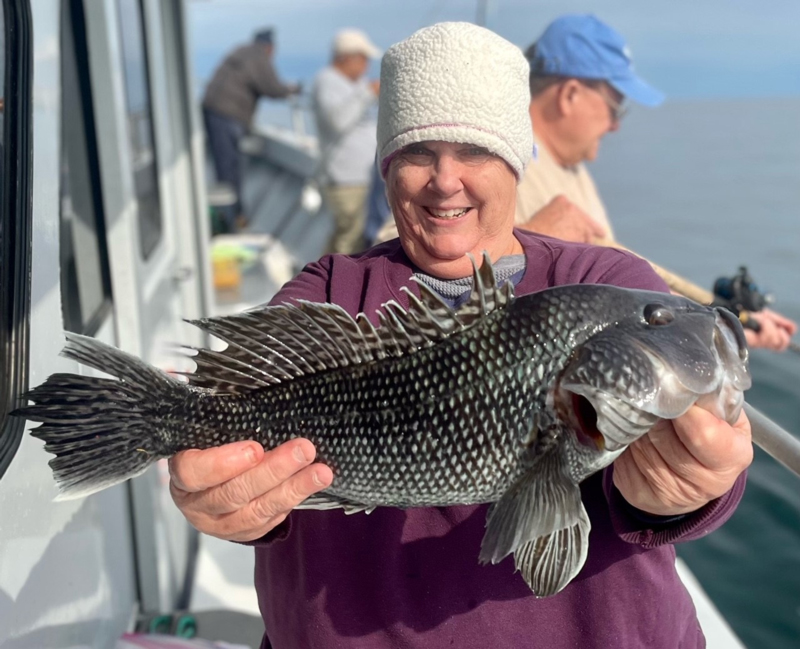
[115,0,164,261]
[60,0,114,337]
[0,0,33,480]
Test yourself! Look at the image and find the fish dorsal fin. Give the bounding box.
[183,310,312,392]
[185,252,511,393]
[185,302,367,392]
[454,252,514,327]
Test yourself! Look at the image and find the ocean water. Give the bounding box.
[592,97,800,649]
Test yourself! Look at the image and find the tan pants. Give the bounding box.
[323,184,368,255]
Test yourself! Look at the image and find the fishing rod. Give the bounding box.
[745,403,800,478]
[599,240,800,355]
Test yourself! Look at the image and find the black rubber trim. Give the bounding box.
[0,0,33,480]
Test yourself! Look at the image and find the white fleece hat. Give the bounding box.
[377,22,533,181]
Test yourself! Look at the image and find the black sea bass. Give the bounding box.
[16,254,751,596]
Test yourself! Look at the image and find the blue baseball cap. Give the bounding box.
[529,14,664,107]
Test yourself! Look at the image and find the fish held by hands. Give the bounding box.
[15,253,753,597]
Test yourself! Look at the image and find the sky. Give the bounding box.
[188,0,800,100]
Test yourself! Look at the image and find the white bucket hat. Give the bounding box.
[377,22,533,181]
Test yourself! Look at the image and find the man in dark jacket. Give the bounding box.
[202,28,300,230]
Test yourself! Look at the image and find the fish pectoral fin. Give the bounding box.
[513,503,590,597]
[478,452,590,596]
[295,492,374,515]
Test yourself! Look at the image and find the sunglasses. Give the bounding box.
[580,81,629,122]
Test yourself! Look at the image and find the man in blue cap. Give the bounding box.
[517,14,663,244]
[519,14,797,351]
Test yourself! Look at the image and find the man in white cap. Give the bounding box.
[312,29,382,254]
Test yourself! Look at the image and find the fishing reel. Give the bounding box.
[712,266,772,317]
[713,267,800,355]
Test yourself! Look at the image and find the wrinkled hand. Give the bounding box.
[613,405,752,516]
[519,195,608,244]
[169,439,333,542]
[744,308,797,352]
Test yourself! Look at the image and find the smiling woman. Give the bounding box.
[375,22,531,278]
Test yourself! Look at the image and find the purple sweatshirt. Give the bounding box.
[253,231,745,649]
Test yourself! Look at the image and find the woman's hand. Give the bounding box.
[169,439,333,542]
[613,405,753,516]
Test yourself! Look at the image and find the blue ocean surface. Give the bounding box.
[592,97,800,649]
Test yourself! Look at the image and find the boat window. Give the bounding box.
[116,0,163,260]
[60,0,113,336]
[0,0,33,480]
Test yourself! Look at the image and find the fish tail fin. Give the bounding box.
[14,333,185,500]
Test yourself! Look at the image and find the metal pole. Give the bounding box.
[745,402,800,479]
[476,0,488,27]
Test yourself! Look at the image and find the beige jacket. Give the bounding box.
[515,140,612,235]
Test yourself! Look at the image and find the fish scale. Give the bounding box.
[252,330,534,506]
[155,288,605,507]
[16,253,751,597]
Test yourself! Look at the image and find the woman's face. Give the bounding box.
[386,141,521,279]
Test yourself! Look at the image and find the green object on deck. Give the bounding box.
[175,614,198,638]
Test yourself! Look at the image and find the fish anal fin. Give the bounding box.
[479,450,589,596]
[513,505,590,597]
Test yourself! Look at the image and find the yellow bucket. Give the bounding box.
[212,256,241,291]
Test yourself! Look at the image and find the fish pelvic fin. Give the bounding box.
[294,492,375,515]
[479,449,590,597]
[13,333,181,499]
[184,252,514,393]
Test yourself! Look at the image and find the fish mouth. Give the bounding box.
[556,307,751,453]
[559,391,604,451]
[557,385,659,453]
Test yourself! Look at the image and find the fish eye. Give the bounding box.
[644,304,674,326]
